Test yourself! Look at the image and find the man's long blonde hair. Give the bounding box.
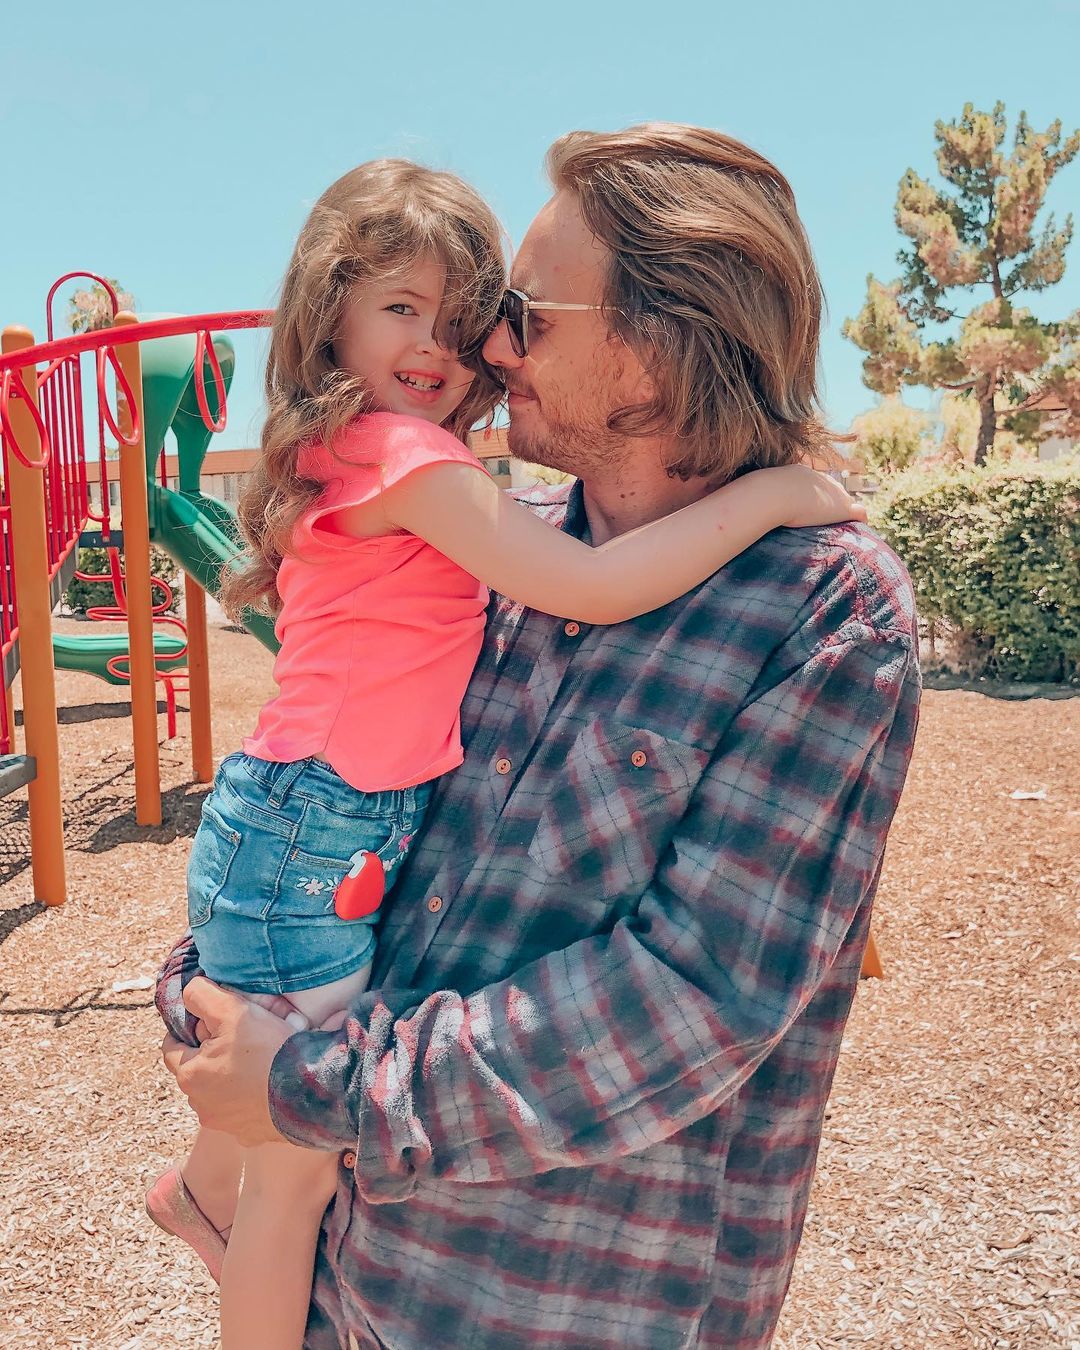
[221,160,505,619]
[547,124,835,482]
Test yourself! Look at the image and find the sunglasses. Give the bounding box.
[496,288,604,358]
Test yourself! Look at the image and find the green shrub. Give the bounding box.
[64,545,180,615]
[870,458,1080,681]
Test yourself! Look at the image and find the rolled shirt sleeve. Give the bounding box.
[268,630,920,1199]
[155,930,204,1047]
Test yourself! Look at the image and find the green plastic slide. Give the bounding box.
[148,480,278,652]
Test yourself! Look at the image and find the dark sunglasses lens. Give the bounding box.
[501,291,527,357]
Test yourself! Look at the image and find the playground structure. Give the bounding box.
[0,276,276,905]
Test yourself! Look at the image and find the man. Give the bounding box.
[161,123,920,1348]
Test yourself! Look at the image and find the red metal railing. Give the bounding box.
[0,309,272,378]
[1,350,91,755]
[0,298,273,755]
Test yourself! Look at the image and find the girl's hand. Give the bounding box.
[778,466,867,528]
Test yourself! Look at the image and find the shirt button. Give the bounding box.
[563,621,580,637]
[495,757,512,775]
[630,750,648,768]
[342,1150,356,1169]
[427,895,443,913]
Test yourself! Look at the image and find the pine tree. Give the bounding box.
[844,103,1080,464]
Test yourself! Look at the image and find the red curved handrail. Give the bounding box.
[78,573,176,621]
[45,271,121,342]
[0,368,51,469]
[103,635,190,740]
[77,545,192,737]
[95,344,141,446]
[84,380,112,530]
[74,545,127,620]
[194,330,228,433]
[76,543,177,615]
[105,613,190,679]
[0,310,274,376]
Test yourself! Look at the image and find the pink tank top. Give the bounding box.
[244,413,489,792]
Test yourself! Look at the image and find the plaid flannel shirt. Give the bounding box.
[158,481,920,1349]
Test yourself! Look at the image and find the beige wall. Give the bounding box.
[1038,436,1075,463]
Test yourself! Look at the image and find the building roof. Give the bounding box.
[469,425,510,458]
[83,431,510,485]
[1016,388,1068,414]
[84,447,259,483]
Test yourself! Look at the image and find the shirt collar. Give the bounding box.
[563,478,589,541]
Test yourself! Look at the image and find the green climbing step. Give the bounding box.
[52,631,187,686]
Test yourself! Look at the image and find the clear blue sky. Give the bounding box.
[2,0,1078,451]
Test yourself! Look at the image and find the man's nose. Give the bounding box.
[482,320,523,370]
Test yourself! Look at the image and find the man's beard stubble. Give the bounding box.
[506,417,580,477]
[505,393,633,481]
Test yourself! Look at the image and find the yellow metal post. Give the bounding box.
[184,572,213,782]
[2,326,67,905]
[112,312,161,826]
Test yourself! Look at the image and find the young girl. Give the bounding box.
[147,159,861,1350]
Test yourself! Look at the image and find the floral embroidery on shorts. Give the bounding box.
[295,875,342,896]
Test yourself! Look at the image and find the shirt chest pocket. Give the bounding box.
[526,718,709,894]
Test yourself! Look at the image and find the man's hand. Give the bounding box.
[161,977,297,1147]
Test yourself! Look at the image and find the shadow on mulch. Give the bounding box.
[0,806,32,888]
[0,899,46,946]
[921,672,1080,701]
[13,699,180,727]
[0,986,154,1028]
[74,780,208,854]
[0,765,208,886]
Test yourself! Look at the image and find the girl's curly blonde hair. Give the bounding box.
[221,159,505,620]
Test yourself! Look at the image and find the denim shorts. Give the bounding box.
[187,753,433,995]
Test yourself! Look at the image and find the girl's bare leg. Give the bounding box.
[173,989,305,1235]
[218,965,370,1350]
[181,1127,243,1234]
[219,1140,338,1350]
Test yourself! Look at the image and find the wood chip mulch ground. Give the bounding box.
[1,619,1077,1348]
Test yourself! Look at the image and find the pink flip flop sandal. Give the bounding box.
[144,1167,229,1284]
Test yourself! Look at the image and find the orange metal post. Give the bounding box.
[2,326,67,905]
[184,572,214,782]
[112,313,161,826]
[860,931,884,980]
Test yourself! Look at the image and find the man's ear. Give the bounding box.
[621,336,659,407]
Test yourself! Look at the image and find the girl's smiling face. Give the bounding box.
[334,256,478,426]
